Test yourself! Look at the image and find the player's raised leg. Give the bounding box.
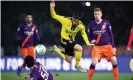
[47,45,66,60]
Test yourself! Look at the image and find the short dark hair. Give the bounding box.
[94,7,102,13]
[24,55,35,68]
[25,13,32,17]
[72,12,83,20]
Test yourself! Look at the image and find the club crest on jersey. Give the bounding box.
[65,29,77,35]
[65,29,69,33]
[24,31,34,35]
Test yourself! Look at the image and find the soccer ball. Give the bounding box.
[35,44,46,55]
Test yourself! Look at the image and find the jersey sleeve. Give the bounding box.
[50,7,67,25]
[15,25,23,41]
[34,26,41,45]
[127,27,133,48]
[107,20,115,48]
[34,26,40,41]
[88,22,93,42]
[80,24,91,45]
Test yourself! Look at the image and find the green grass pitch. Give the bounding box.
[1,72,133,80]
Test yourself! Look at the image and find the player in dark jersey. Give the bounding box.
[16,13,40,76]
[88,8,118,80]
[23,55,53,80]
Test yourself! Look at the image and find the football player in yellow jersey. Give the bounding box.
[48,1,94,72]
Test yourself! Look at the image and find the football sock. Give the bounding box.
[55,48,66,60]
[112,65,119,80]
[88,64,95,80]
[75,51,82,66]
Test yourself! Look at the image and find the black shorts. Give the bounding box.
[60,38,76,56]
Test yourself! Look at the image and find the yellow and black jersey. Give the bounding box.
[50,7,90,45]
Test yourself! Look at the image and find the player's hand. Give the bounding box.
[24,75,30,80]
[91,40,96,44]
[113,47,116,53]
[88,43,95,47]
[126,47,131,52]
[50,0,55,8]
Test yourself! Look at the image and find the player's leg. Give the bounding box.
[65,55,72,63]
[104,45,118,80]
[20,48,28,68]
[110,56,118,80]
[73,44,87,72]
[20,48,28,59]
[17,48,28,76]
[47,45,73,63]
[88,46,102,80]
[88,58,98,80]
[64,42,86,72]
[47,39,74,61]
[28,46,36,59]
[47,45,66,60]
[74,44,82,66]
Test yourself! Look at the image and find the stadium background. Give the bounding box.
[1,1,133,80]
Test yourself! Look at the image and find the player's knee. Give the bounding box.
[92,59,98,66]
[66,56,72,63]
[110,56,117,65]
[111,60,117,65]
[66,59,72,63]
[78,46,82,52]
[92,61,98,66]
[74,44,82,52]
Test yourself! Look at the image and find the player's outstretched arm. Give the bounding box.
[80,25,94,46]
[50,0,66,24]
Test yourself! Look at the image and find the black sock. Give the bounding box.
[113,65,117,68]
[90,64,95,69]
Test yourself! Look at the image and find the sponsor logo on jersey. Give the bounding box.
[24,31,34,35]
[93,30,106,34]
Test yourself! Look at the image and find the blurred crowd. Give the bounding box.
[1,1,133,56]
